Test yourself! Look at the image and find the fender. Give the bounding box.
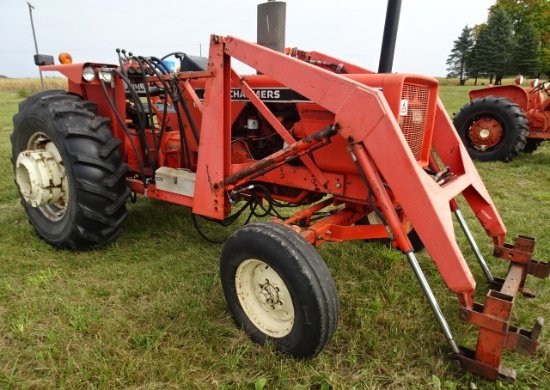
[469,85,531,111]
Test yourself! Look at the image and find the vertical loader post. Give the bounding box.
[378,0,402,73]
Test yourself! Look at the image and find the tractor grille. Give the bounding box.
[400,83,429,160]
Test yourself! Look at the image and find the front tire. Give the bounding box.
[11,90,130,250]
[522,139,543,154]
[453,97,528,162]
[220,222,338,358]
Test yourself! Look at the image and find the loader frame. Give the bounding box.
[198,36,548,380]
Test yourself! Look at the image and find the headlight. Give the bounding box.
[82,66,96,82]
[99,69,113,83]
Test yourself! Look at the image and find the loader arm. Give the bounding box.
[192,35,548,381]
[199,35,496,298]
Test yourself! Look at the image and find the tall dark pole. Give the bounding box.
[27,2,44,90]
[378,0,402,73]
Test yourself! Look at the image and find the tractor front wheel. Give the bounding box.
[522,139,543,154]
[220,222,338,358]
[453,97,528,162]
[11,90,130,250]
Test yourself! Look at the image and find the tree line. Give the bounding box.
[446,0,550,85]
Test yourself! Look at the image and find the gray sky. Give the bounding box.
[0,0,494,78]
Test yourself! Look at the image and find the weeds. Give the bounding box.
[16,89,30,99]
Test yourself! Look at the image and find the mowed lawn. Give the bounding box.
[0,79,549,389]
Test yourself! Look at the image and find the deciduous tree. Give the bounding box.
[494,0,550,76]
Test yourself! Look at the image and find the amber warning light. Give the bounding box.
[58,52,73,65]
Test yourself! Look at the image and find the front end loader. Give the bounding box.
[10,2,548,382]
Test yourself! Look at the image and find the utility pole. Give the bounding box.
[27,2,44,90]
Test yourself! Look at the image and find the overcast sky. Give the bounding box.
[0,0,494,78]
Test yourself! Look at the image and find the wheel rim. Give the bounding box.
[468,117,504,151]
[20,132,69,222]
[235,259,295,338]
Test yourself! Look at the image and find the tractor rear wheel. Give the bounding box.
[11,90,130,250]
[220,222,338,358]
[453,97,528,162]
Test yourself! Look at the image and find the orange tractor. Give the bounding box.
[454,76,550,162]
[11,0,548,382]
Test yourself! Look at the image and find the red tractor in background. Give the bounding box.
[454,76,550,162]
[10,0,549,382]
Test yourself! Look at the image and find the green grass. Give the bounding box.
[1,84,549,389]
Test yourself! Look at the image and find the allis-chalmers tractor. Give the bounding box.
[10,0,549,382]
[454,77,550,162]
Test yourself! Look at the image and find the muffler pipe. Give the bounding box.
[257,0,286,53]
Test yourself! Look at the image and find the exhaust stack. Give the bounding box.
[257,0,286,52]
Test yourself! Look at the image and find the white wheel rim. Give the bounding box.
[22,132,69,221]
[235,259,295,338]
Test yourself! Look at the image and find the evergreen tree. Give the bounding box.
[513,24,540,77]
[472,7,515,84]
[446,26,474,85]
[467,24,486,85]
[470,25,491,82]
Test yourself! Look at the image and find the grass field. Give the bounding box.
[0,78,549,389]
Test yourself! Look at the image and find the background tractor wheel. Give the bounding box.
[220,222,338,358]
[11,90,130,250]
[453,96,528,162]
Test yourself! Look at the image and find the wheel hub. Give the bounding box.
[478,128,491,139]
[468,117,503,150]
[15,147,67,208]
[258,279,282,308]
[235,259,295,337]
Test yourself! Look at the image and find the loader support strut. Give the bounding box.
[349,143,411,252]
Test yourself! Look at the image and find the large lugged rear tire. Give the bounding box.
[220,222,338,358]
[11,90,130,250]
[453,97,528,162]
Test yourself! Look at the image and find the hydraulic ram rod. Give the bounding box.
[406,251,461,354]
[454,208,495,283]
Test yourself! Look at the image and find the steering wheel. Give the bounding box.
[530,80,549,94]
